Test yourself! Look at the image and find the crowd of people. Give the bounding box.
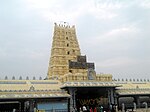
[75,105,104,112]
[75,104,117,112]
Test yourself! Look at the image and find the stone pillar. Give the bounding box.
[108,89,111,105]
[114,93,118,105]
[20,101,25,112]
[143,102,148,110]
[73,89,77,109]
[135,96,140,108]
[133,102,136,111]
[108,88,115,105]
[29,100,35,112]
[69,88,74,112]
[110,88,115,104]
[122,103,125,112]
[69,88,76,112]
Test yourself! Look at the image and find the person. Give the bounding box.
[100,106,103,112]
[87,106,90,112]
[109,104,112,112]
[94,107,97,112]
[74,107,77,112]
[90,107,93,112]
[83,106,87,112]
[80,107,83,112]
[13,109,16,112]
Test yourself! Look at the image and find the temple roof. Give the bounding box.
[116,88,150,95]
[1,79,150,98]
[0,80,70,99]
[115,81,150,95]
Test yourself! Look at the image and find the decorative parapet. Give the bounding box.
[60,73,87,82]
[60,73,112,82]
[0,88,66,93]
[96,74,112,81]
[113,78,150,82]
[61,81,120,89]
[1,76,43,80]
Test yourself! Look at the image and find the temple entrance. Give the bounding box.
[62,82,117,112]
[75,88,109,112]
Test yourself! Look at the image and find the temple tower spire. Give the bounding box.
[47,22,81,79]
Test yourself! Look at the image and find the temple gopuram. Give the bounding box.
[0,22,150,112]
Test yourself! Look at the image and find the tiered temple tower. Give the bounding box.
[47,22,83,79]
[47,22,112,82]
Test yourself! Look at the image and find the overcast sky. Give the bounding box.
[0,0,150,80]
